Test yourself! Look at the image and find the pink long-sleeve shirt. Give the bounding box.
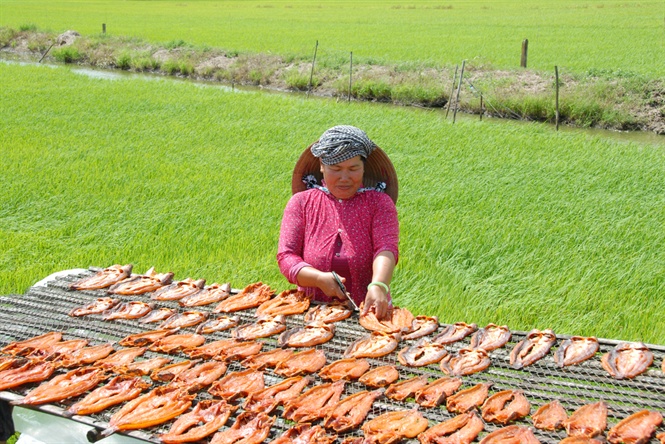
[277,188,399,305]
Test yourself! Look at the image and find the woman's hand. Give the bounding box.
[362,284,390,320]
[317,272,347,301]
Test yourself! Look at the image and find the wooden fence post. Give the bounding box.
[348,51,353,103]
[521,39,528,68]
[555,66,560,131]
[307,40,318,97]
[452,60,466,124]
[445,65,458,119]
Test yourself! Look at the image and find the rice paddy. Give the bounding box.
[2,62,663,344]
[1,0,663,76]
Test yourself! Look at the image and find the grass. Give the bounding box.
[1,62,664,345]
[0,0,663,77]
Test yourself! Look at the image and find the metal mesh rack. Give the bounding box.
[1,268,664,443]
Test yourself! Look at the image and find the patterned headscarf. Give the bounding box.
[310,125,376,165]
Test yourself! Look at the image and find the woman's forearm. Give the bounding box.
[371,251,396,286]
[296,266,346,300]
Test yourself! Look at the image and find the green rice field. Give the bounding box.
[1,62,664,344]
[1,0,664,76]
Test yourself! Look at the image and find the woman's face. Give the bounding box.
[321,155,365,200]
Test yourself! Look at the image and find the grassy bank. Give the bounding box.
[2,27,664,133]
[2,62,664,344]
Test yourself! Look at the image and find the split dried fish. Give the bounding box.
[324,389,384,433]
[418,411,484,444]
[440,348,491,376]
[208,369,265,400]
[270,424,336,444]
[359,305,415,334]
[241,347,294,371]
[304,303,352,324]
[209,412,275,444]
[318,358,370,381]
[607,410,663,444]
[446,382,493,414]
[243,376,311,414]
[213,281,274,313]
[358,365,400,388]
[66,375,151,417]
[2,332,63,356]
[562,401,608,438]
[398,338,448,367]
[17,366,107,405]
[402,315,439,341]
[433,322,478,345]
[101,301,153,320]
[386,375,430,402]
[159,310,209,330]
[138,307,177,324]
[233,315,287,340]
[481,390,531,424]
[531,400,568,431]
[179,282,231,307]
[69,297,120,317]
[148,333,205,354]
[279,321,335,347]
[510,329,557,369]
[118,328,178,347]
[414,376,463,408]
[159,399,237,444]
[69,264,133,290]
[195,315,239,334]
[274,348,327,377]
[601,342,653,379]
[478,425,540,444]
[283,379,346,423]
[256,289,310,317]
[361,408,429,443]
[470,324,512,351]
[151,278,206,301]
[555,336,599,367]
[0,359,55,391]
[343,331,401,359]
[107,266,174,295]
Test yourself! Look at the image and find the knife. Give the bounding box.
[331,271,359,312]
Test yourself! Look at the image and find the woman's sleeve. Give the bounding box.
[371,193,399,263]
[277,193,311,285]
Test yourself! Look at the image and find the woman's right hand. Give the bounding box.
[317,272,347,301]
[296,267,347,301]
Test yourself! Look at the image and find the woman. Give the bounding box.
[277,125,399,320]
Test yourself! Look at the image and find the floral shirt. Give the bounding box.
[277,188,399,305]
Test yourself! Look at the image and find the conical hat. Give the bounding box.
[291,143,398,203]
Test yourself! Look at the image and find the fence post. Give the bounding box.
[555,66,560,131]
[348,51,353,103]
[521,39,528,68]
[445,65,458,119]
[307,40,318,97]
[452,60,466,124]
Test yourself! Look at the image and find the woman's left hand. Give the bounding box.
[362,284,390,320]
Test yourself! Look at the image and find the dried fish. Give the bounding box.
[304,303,352,324]
[107,266,174,295]
[440,348,491,376]
[69,264,133,290]
[150,360,197,382]
[241,348,294,370]
[195,315,240,334]
[446,383,492,414]
[0,360,55,391]
[478,425,540,444]
[279,321,335,347]
[115,357,172,376]
[208,369,265,400]
[17,366,107,405]
[274,348,327,377]
[171,360,228,392]
[343,331,401,359]
[481,390,531,424]
[148,333,205,354]
[55,343,114,368]
[414,377,463,408]
[601,342,653,379]
[180,282,231,307]
[94,347,146,371]
[209,412,275,444]
[233,315,287,340]
[402,315,439,341]
[283,380,346,423]
[324,389,384,433]
[256,289,310,317]
[358,365,400,388]
[418,411,484,444]
[271,424,336,444]
[470,324,512,351]
[386,375,430,402]
[151,278,206,301]
[433,322,478,345]
[361,408,429,443]
[359,305,415,334]
[607,410,663,444]
[398,338,448,367]
[138,307,177,324]
[101,301,153,320]
[213,281,274,313]
[243,376,311,414]
[555,336,599,367]
[532,400,568,431]
[510,329,557,369]
[319,358,370,381]
[159,399,237,444]
[562,401,608,438]
[66,375,151,417]
[118,329,178,347]
[159,310,209,330]
[2,332,63,356]
[69,297,120,317]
